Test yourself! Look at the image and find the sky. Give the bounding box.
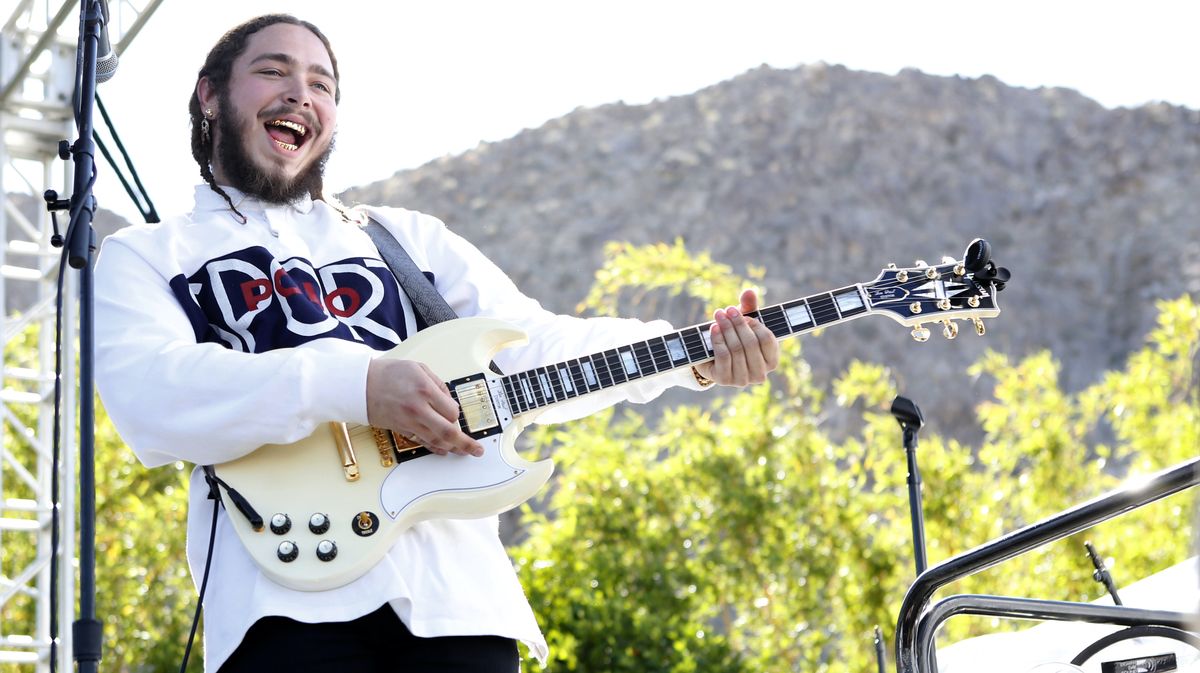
[72,0,1200,224]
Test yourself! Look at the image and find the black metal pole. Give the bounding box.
[1084,541,1123,605]
[874,625,887,673]
[65,1,103,671]
[891,396,928,576]
[904,427,927,576]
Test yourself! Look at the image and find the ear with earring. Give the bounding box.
[201,108,213,143]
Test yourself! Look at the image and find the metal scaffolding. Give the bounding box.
[0,2,161,670]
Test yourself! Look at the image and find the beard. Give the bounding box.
[214,95,335,205]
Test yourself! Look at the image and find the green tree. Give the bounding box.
[514,242,1198,672]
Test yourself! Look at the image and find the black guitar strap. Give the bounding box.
[361,215,504,376]
[362,216,460,328]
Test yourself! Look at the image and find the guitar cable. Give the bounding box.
[179,467,263,671]
[48,219,71,673]
[178,475,221,673]
[201,467,264,531]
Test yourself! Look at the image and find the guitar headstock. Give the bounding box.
[863,239,1011,341]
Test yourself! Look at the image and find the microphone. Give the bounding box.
[95,0,118,83]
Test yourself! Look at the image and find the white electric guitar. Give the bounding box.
[213,240,1010,591]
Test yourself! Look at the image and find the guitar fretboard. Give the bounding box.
[499,285,869,415]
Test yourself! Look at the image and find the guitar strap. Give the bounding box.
[361,215,504,375]
[362,216,460,328]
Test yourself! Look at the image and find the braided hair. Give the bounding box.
[188,14,341,223]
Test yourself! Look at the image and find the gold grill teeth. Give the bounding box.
[268,119,307,136]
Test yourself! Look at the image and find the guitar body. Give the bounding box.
[214,317,554,591]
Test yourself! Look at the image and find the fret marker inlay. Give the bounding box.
[666,337,687,362]
[620,350,639,375]
[785,304,811,328]
[835,291,864,313]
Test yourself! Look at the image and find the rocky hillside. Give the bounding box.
[344,64,1200,439]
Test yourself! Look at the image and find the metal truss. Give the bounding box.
[0,1,162,670]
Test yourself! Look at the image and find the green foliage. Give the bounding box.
[513,241,1198,672]
[578,239,765,318]
[1,325,198,673]
[93,413,199,673]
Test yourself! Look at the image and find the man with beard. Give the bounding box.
[94,14,779,673]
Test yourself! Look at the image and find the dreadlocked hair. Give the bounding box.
[188,14,341,223]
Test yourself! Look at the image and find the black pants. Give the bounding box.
[219,605,520,673]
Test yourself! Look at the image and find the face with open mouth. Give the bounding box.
[200,23,338,204]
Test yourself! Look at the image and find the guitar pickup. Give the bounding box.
[448,373,504,440]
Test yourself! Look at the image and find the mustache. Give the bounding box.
[258,105,320,135]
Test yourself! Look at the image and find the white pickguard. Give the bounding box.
[379,434,521,518]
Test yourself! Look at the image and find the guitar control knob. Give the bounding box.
[911,325,930,343]
[316,540,338,562]
[308,513,330,535]
[269,513,292,535]
[277,541,298,563]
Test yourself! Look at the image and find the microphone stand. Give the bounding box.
[890,395,928,576]
[1084,541,1123,605]
[47,0,105,670]
[873,625,887,673]
[871,397,930,673]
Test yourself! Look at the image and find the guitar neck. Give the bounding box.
[498,284,870,416]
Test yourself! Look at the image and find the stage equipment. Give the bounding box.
[894,456,1200,673]
[1084,540,1123,605]
[891,395,927,575]
[0,2,161,671]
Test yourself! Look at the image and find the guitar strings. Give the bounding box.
[344,280,986,428]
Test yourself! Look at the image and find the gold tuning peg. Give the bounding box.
[953,263,966,276]
[911,325,930,342]
[942,321,958,339]
[972,318,986,336]
[897,270,909,282]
